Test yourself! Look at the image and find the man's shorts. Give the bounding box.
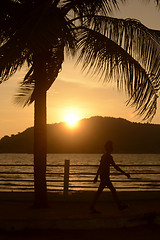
[100,175,114,189]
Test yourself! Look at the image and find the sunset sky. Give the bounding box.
[1,0,160,139]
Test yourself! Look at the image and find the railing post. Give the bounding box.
[64,159,70,197]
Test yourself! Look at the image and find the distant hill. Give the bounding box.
[0,116,160,153]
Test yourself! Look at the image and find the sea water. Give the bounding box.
[0,153,160,192]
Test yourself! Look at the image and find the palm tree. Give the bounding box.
[0,0,160,207]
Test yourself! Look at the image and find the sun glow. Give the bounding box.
[64,109,81,128]
[66,114,79,126]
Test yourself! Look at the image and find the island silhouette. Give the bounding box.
[0,116,160,154]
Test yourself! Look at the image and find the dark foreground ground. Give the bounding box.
[0,191,160,240]
[1,226,160,240]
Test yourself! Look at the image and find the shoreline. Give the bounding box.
[1,190,160,201]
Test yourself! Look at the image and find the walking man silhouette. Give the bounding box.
[90,140,130,213]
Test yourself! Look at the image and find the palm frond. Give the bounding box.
[77,28,159,121]
[0,41,31,83]
[24,1,77,53]
[85,16,160,78]
[0,0,21,45]
[1,0,77,105]
[14,81,35,107]
[14,42,65,106]
[63,0,126,18]
[144,0,160,7]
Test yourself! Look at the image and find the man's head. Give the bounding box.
[104,140,113,153]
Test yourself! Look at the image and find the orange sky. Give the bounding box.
[1,0,160,139]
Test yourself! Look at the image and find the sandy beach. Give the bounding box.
[0,191,160,239]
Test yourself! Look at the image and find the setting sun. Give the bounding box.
[66,113,79,127]
[64,108,81,128]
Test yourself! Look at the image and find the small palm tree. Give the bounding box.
[0,0,160,207]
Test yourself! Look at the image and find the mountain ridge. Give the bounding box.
[0,116,160,153]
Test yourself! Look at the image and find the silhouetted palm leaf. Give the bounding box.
[77,26,160,120]
[85,16,160,75]
[15,43,66,106]
[1,0,160,120]
[148,0,160,7]
[0,0,77,105]
[63,0,126,17]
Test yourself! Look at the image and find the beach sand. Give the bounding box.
[0,191,160,239]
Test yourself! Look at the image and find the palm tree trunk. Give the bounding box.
[33,58,48,208]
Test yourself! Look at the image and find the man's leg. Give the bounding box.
[90,182,105,211]
[106,180,122,209]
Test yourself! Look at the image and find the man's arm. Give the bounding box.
[93,156,104,183]
[111,160,130,178]
[93,166,100,183]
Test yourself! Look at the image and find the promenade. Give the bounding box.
[0,191,160,239]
